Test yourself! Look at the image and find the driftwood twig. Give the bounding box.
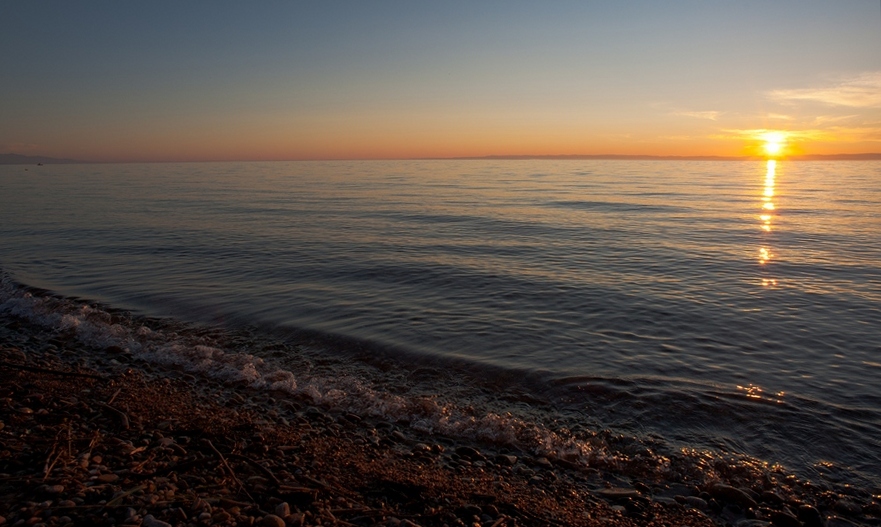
[204,440,253,501]
[97,402,130,430]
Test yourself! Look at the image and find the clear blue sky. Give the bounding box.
[2,1,879,161]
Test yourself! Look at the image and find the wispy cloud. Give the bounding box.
[811,114,859,125]
[769,72,881,108]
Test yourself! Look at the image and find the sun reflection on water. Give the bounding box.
[759,160,778,286]
[737,383,786,403]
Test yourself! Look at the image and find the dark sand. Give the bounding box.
[1,311,877,527]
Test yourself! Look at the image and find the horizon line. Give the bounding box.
[4,152,881,164]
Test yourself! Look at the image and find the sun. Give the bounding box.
[761,131,787,157]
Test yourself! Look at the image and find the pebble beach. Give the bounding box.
[2,305,880,527]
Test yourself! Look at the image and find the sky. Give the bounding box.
[1,1,880,162]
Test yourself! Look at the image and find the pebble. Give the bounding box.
[710,484,758,509]
[40,484,64,495]
[797,505,823,527]
[275,502,290,517]
[96,473,119,483]
[141,515,172,527]
[684,496,709,510]
[495,454,518,466]
[455,446,483,461]
[597,488,641,500]
[532,456,552,467]
[262,514,286,527]
[412,443,431,454]
[760,491,784,505]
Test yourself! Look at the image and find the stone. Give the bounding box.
[760,491,784,505]
[710,484,758,509]
[411,443,431,454]
[284,513,305,526]
[684,496,709,510]
[274,502,290,517]
[96,473,119,483]
[495,454,518,466]
[142,515,172,527]
[533,456,552,467]
[41,484,64,495]
[455,446,483,461]
[262,514,285,527]
[598,488,641,500]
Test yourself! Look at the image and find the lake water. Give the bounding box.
[1,160,880,492]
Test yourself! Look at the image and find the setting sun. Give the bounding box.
[761,131,787,157]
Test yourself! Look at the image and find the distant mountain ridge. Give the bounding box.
[448,153,881,161]
[0,153,86,165]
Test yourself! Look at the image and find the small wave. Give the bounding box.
[0,272,874,496]
[548,200,688,213]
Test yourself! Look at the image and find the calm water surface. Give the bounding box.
[1,160,880,489]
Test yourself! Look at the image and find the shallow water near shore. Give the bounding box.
[1,160,880,493]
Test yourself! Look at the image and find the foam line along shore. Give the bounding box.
[2,276,881,527]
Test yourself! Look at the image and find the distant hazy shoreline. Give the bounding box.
[3,152,881,165]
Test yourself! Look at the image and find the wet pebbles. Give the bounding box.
[2,313,880,527]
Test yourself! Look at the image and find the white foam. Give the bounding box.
[0,274,686,479]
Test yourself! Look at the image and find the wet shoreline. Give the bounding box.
[2,299,880,526]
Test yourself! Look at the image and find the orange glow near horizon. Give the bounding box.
[11,123,867,162]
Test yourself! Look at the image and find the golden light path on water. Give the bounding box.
[760,159,777,287]
[747,160,785,403]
